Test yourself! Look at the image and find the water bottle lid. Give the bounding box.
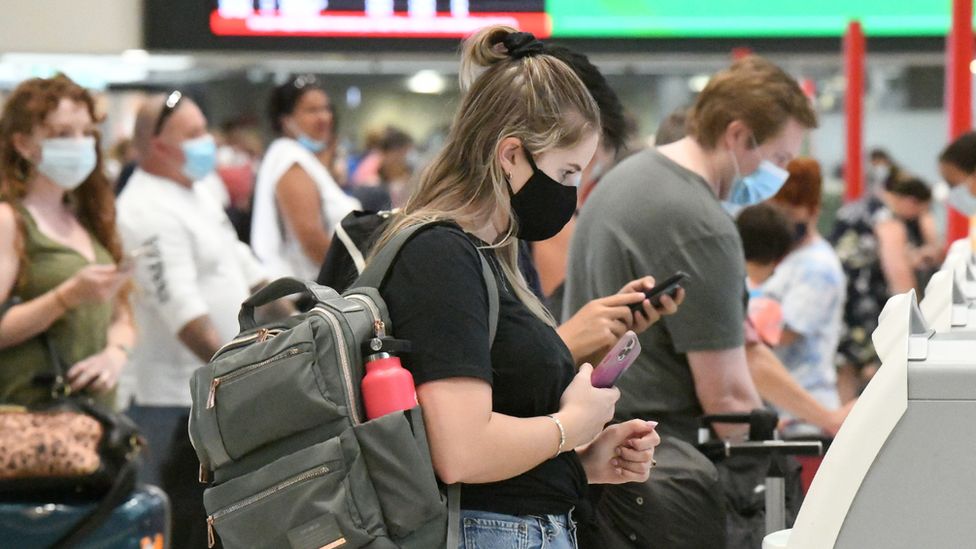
[361,336,412,356]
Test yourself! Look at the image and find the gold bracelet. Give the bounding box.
[52,287,71,311]
[545,414,566,458]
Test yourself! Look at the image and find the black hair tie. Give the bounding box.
[502,32,545,59]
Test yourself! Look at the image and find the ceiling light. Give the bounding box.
[407,70,446,94]
[688,74,710,93]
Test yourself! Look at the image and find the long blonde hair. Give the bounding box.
[371,25,600,326]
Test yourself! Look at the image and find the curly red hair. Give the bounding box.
[770,157,823,212]
[0,75,124,287]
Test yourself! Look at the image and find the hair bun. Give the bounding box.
[502,32,545,59]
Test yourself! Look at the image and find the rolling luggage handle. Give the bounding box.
[238,278,339,330]
[697,409,779,445]
[697,410,824,536]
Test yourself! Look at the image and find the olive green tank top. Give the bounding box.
[0,204,116,408]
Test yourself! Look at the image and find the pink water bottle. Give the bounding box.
[361,333,416,420]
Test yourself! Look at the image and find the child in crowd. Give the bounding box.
[735,203,794,346]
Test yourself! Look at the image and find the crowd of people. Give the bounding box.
[2,24,975,549]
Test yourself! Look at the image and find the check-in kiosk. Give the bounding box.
[764,288,976,548]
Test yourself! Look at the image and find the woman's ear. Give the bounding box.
[280,114,296,136]
[11,132,38,164]
[496,136,523,180]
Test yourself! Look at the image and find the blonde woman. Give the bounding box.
[372,28,661,548]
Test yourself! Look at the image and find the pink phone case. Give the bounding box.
[591,331,642,388]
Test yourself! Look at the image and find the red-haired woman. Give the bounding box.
[0,74,133,409]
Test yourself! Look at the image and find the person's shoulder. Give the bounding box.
[117,173,186,231]
[0,202,16,246]
[398,224,479,260]
[0,201,14,226]
[871,205,895,224]
[792,240,845,280]
[382,224,487,291]
[584,149,712,220]
[595,149,669,191]
[264,137,300,157]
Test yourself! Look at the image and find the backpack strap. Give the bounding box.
[407,407,461,549]
[334,221,367,274]
[354,222,499,343]
[359,223,499,548]
[446,483,461,549]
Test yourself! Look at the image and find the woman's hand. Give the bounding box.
[558,277,685,366]
[557,364,620,449]
[558,294,641,364]
[618,276,684,334]
[67,346,126,394]
[59,265,129,308]
[578,419,660,485]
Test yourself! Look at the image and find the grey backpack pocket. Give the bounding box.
[353,406,446,541]
[192,321,347,467]
[204,435,391,549]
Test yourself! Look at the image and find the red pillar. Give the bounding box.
[946,0,974,244]
[843,21,865,203]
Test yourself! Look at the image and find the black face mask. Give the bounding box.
[793,222,809,243]
[509,148,578,241]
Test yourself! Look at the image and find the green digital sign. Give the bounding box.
[548,0,959,38]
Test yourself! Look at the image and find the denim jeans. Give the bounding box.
[459,509,577,549]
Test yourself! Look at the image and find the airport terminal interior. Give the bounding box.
[1,1,976,548]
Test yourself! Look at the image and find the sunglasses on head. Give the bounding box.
[153,90,183,136]
[292,75,317,89]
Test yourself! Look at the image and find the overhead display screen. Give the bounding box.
[210,1,548,39]
[547,1,958,38]
[145,1,962,50]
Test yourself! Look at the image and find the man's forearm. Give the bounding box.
[747,342,831,429]
[178,315,223,363]
[689,346,764,441]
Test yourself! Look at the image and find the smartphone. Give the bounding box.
[591,331,642,388]
[119,244,153,270]
[629,271,690,313]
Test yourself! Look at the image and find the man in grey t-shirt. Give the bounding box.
[564,56,817,548]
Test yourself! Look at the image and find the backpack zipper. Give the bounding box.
[310,306,362,426]
[206,464,331,548]
[211,328,283,360]
[206,347,303,409]
[346,294,383,333]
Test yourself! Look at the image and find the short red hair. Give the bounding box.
[770,157,822,211]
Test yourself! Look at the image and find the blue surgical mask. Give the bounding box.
[296,133,327,153]
[947,182,976,217]
[727,136,790,207]
[37,136,97,191]
[728,161,790,206]
[181,134,217,181]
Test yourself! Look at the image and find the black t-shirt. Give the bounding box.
[380,225,586,516]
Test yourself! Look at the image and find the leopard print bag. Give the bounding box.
[0,407,104,481]
[0,399,143,498]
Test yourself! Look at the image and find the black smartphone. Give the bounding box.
[629,271,690,313]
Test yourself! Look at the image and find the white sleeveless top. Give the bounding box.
[251,137,361,281]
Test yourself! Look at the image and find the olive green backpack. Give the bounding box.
[188,223,499,549]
